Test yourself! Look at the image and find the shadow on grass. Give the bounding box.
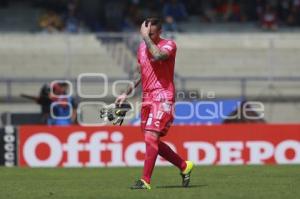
[156,184,207,189]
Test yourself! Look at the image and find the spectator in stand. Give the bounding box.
[63,0,81,33]
[279,0,291,24]
[163,0,188,22]
[215,0,242,22]
[239,0,254,21]
[261,4,278,31]
[162,0,187,33]
[163,15,178,32]
[142,1,157,18]
[48,83,77,126]
[124,0,143,29]
[104,1,125,31]
[79,0,104,32]
[255,0,265,21]
[39,10,64,33]
[287,0,300,26]
[21,82,77,125]
[20,84,52,124]
[200,0,218,22]
[36,0,300,32]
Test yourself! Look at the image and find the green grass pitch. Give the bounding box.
[0,165,299,199]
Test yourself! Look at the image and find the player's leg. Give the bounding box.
[131,103,154,190]
[158,140,194,187]
[131,101,194,189]
[142,130,160,184]
[158,140,186,171]
[131,130,159,190]
[150,102,186,172]
[151,102,194,187]
[144,101,194,187]
[139,101,170,185]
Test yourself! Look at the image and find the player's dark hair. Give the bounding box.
[145,17,162,30]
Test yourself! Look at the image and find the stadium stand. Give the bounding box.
[0,1,300,125]
[0,1,39,32]
[0,34,124,77]
[176,33,300,77]
[1,32,300,125]
[1,32,300,124]
[175,33,300,98]
[0,34,127,97]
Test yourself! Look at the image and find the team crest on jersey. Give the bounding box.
[154,121,160,127]
[162,45,173,51]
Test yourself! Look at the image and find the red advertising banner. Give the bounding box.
[18,124,300,167]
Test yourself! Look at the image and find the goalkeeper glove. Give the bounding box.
[99,102,131,125]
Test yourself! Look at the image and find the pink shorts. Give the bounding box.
[141,101,174,136]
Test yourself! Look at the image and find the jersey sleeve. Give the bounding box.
[160,40,177,57]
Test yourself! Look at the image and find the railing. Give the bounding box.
[1,76,300,102]
[0,77,128,102]
[176,76,300,101]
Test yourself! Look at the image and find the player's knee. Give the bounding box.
[144,130,160,144]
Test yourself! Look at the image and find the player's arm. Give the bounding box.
[143,35,168,61]
[20,94,39,102]
[125,64,141,96]
[115,64,141,105]
[140,21,169,61]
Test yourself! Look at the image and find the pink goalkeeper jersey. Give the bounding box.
[137,38,177,102]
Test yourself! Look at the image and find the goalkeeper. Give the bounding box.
[114,18,194,190]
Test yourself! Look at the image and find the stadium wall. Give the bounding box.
[1,124,299,167]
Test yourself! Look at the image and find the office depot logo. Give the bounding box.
[18,125,300,167]
[184,140,299,165]
[22,131,144,167]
